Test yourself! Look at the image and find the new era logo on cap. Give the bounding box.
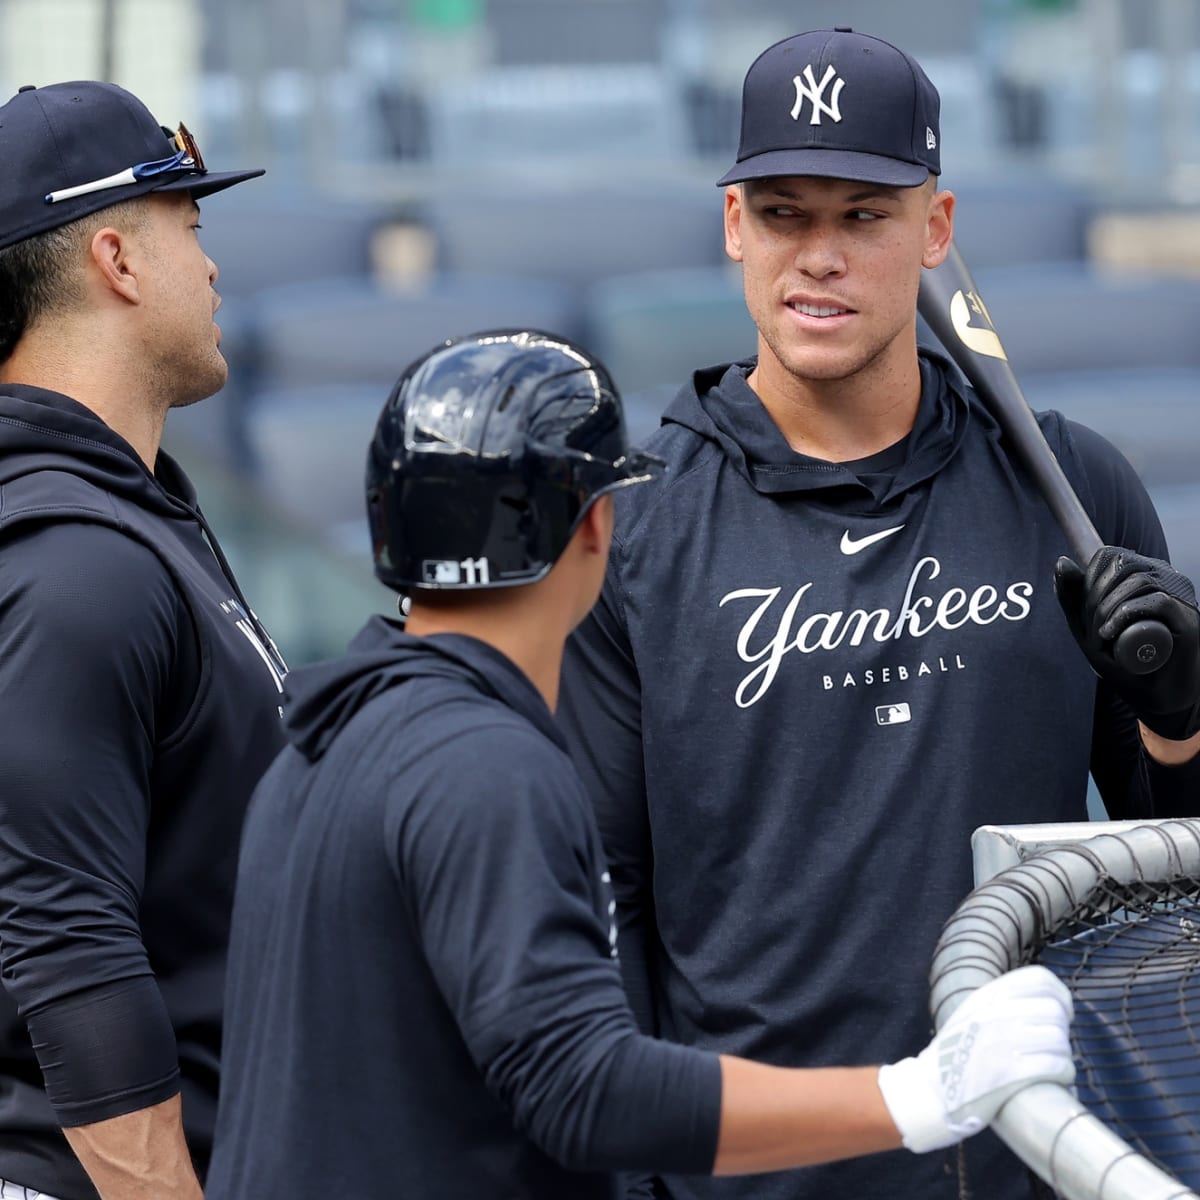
[717,27,941,189]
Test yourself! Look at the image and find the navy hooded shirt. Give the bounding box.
[208,620,721,1200]
[0,386,287,1199]
[558,350,1200,1200]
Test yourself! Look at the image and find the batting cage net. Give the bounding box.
[930,818,1200,1200]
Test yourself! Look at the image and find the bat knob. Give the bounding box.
[1113,619,1174,676]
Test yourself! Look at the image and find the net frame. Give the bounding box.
[930,818,1200,1200]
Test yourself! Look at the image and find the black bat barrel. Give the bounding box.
[919,243,1171,676]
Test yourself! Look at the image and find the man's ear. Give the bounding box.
[88,225,142,303]
[724,185,745,263]
[578,494,613,555]
[922,188,955,270]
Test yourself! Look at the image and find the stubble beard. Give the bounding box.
[760,320,897,389]
[165,333,229,411]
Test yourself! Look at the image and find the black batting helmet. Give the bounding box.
[366,329,664,592]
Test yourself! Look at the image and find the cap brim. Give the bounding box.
[716,148,930,188]
[0,167,268,253]
[153,168,266,200]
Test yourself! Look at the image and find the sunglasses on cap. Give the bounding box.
[44,122,206,205]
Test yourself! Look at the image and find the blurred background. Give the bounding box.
[2,0,1199,665]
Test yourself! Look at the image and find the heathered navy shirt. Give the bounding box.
[0,386,288,1200]
[207,622,721,1200]
[558,351,1200,1200]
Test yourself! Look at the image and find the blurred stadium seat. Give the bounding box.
[947,263,1200,373]
[201,198,392,298]
[425,180,726,291]
[1020,368,1200,488]
[486,0,666,66]
[583,266,757,443]
[423,64,690,164]
[248,273,581,394]
[1152,485,1200,585]
[949,177,1095,269]
[584,265,755,390]
[241,383,383,555]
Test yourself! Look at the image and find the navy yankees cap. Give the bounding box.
[0,80,264,251]
[717,28,941,188]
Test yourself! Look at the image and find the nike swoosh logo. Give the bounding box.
[840,525,905,555]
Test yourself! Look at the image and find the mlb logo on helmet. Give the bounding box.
[422,561,462,585]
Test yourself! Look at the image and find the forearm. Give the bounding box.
[507,1026,897,1177]
[1140,723,1200,766]
[713,1057,898,1176]
[717,966,1076,1174]
[62,1093,202,1200]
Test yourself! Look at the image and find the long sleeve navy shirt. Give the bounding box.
[0,386,287,1199]
[557,352,1200,1200]
[207,623,721,1200]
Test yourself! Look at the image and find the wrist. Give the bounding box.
[1139,722,1200,765]
[876,1056,955,1154]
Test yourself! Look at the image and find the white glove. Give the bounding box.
[877,965,1075,1154]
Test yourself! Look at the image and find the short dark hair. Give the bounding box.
[0,198,148,364]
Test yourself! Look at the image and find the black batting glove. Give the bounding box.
[1054,546,1200,742]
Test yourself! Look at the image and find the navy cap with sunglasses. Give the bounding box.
[0,80,264,252]
[717,27,941,189]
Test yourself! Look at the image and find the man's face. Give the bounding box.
[137,192,227,408]
[724,175,953,387]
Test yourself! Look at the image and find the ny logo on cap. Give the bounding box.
[791,64,845,125]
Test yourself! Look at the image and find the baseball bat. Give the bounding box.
[918,243,1172,676]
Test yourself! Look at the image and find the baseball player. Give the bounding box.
[556,27,1200,1200]
[0,82,286,1199]
[205,329,1074,1200]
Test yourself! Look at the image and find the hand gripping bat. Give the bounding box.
[918,243,1172,675]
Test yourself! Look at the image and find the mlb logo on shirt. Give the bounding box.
[422,560,462,584]
[876,703,912,726]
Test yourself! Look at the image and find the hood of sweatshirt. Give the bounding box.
[0,384,203,515]
[282,615,563,762]
[658,347,974,503]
